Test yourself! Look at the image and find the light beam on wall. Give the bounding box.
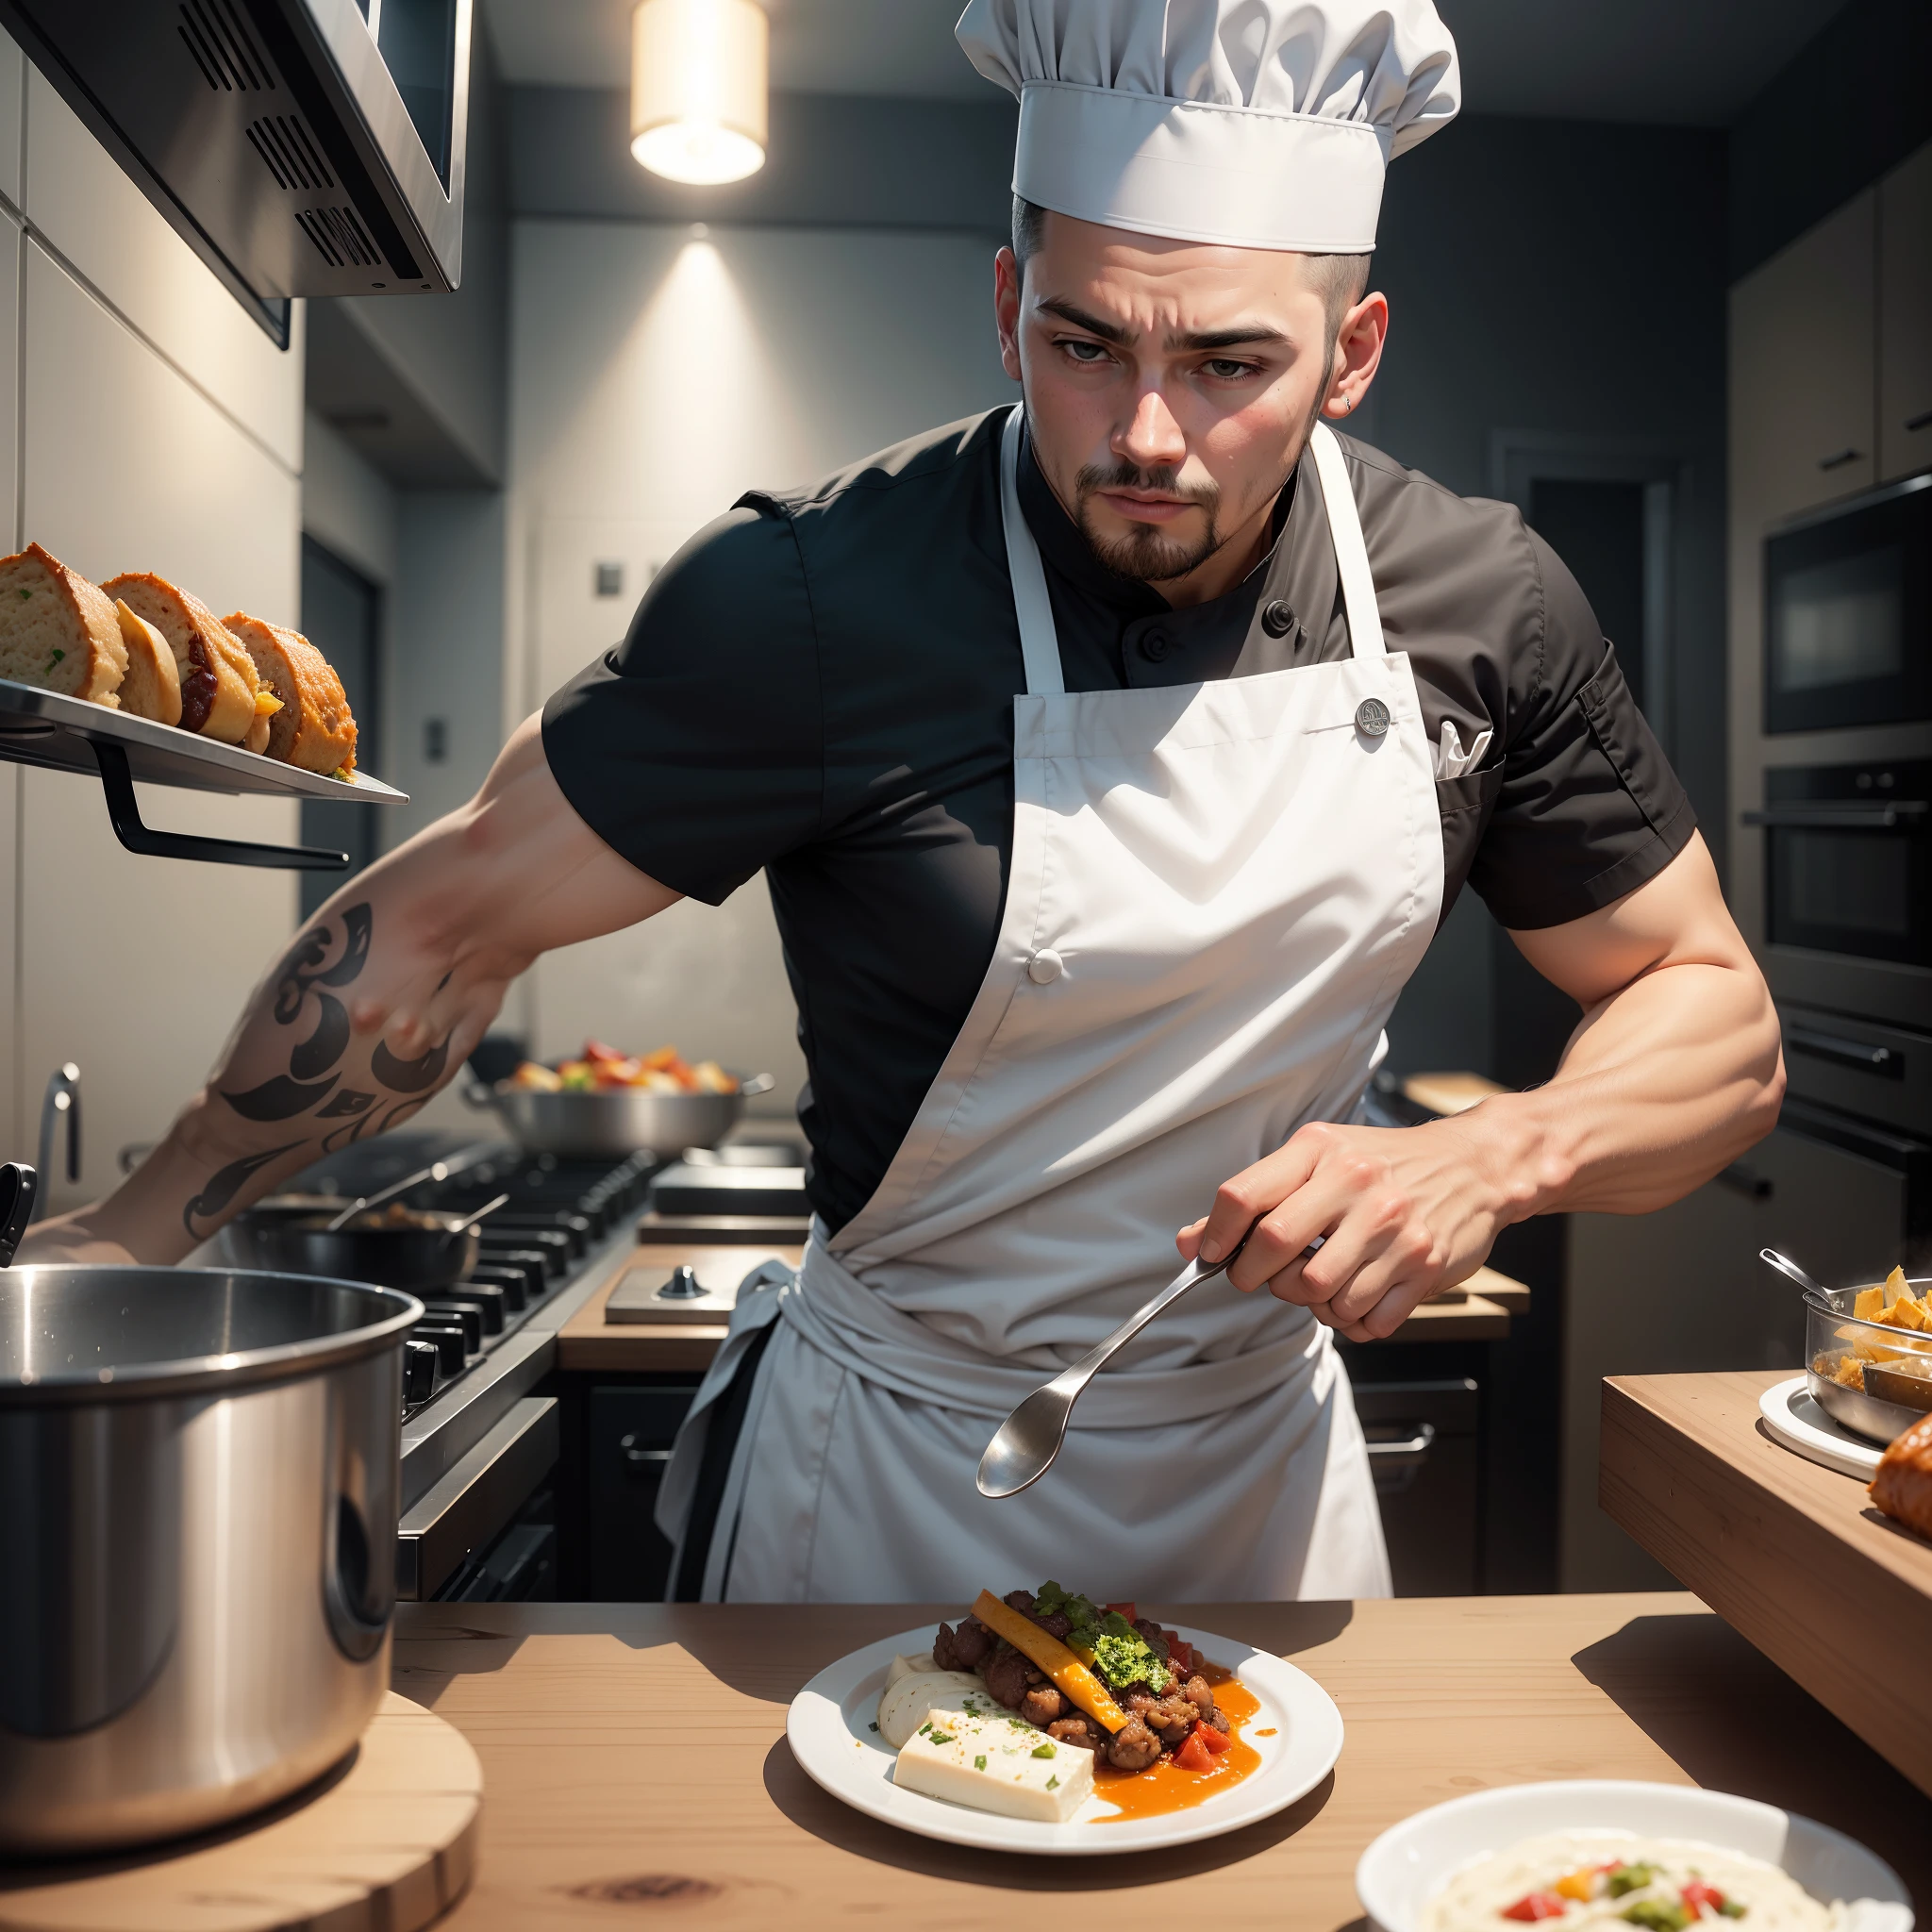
[630,0,768,186]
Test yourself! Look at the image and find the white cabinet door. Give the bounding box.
[1729,190,1878,528]
[1879,141,1932,483]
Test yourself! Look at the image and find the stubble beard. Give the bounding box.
[1072,460,1223,585]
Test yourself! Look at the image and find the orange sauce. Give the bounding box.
[1091,1671,1263,1823]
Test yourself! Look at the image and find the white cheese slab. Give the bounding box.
[877,1671,992,1748]
[893,1705,1094,1824]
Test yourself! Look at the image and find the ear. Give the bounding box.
[994,246,1024,383]
[1323,290,1389,420]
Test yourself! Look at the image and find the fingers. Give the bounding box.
[1196,1129,1325,1270]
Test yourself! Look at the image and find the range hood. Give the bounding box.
[0,0,470,346]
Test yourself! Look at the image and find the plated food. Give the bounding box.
[1870,1411,1932,1541]
[510,1041,739,1095]
[0,544,359,778]
[1423,1835,1840,1932]
[1354,1783,1911,1932]
[787,1607,1342,1855]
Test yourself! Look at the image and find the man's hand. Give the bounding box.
[1180,833,1784,1341]
[1178,1110,1532,1341]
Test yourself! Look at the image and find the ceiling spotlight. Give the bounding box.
[630,0,768,186]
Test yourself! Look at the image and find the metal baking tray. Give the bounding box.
[0,675,406,801]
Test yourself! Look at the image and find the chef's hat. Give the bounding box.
[956,0,1460,253]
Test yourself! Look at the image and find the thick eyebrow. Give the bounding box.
[1034,295,1289,353]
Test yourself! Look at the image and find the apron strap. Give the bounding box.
[999,403,1066,697]
[1307,423,1386,662]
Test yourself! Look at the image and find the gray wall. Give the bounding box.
[1346,115,1730,1077]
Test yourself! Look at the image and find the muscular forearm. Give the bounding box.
[21,717,676,1265]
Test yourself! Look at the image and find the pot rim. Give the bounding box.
[0,1265,425,1406]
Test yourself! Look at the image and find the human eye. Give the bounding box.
[1057,337,1113,366]
[1200,357,1262,382]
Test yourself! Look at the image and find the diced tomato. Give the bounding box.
[1193,1722,1232,1755]
[1501,1895,1569,1923]
[1173,1729,1216,1774]
[1106,1602,1137,1622]
[1169,1639,1197,1674]
[1681,1884,1729,1918]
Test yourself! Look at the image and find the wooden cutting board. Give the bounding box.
[0,1692,481,1932]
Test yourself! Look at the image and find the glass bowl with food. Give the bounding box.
[1805,1267,1932,1445]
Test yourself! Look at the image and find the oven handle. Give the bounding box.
[1784,1024,1903,1078]
[396,1396,558,1601]
[1364,1421,1436,1470]
[1741,804,1925,830]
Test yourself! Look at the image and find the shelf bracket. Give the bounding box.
[92,741,350,871]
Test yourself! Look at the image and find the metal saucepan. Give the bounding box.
[226,1196,497,1291]
[1803,1275,1932,1444]
[465,1071,774,1158]
[0,1264,421,1852]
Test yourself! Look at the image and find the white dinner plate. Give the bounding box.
[786,1621,1343,1855]
[1356,1781,1913,1932]
[1759,1374,1884,1479]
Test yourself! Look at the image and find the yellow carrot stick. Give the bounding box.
[972,1590,1128,1734]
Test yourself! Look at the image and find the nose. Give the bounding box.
[1113,389,1186,474]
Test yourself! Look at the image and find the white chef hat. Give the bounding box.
[956,0,1460,254]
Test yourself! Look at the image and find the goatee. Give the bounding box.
[1073,460,1222,585]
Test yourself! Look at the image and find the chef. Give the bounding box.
[25,0,1782,1603]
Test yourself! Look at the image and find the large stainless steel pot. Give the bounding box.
[0,1264,421,1853]
[465,1072,774,1158]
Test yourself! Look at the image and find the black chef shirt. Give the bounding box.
[542,408,1694,1234]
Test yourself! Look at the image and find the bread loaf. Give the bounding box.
[102,572,259,743]
[1871,1411,1932,1542]
[112,599,183,726]
[0,543,125,707]
[223,611,357,775]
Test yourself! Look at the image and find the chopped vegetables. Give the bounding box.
[1032,1581,1175,1693]
[1623,1904,1690,1932]
[1502,1894,1571,1922]
[1172,1728,1216,1773]
[1607,1866,1659,1898]
[971,1589,1129,1734]
[510,1041,739,1095]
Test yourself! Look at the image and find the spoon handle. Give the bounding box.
[1051,1241,1246,1399]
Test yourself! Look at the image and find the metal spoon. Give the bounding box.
[442,1192,509,1239]
[978,1236,1259,1500]
[1759,1247,1827,1299]
[325,1158,461,1231]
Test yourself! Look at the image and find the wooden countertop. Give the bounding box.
[391,1593,1932,1930]
[1600,1369,1932,1797]
[559,1246,1528,1374]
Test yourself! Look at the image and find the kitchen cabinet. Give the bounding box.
[1728,189,1877,528]
[1879,141,1932,482]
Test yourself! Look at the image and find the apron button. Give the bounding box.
[1261,598,1296,638]
[1355,697,1391,739]
[1026,948,1063,984]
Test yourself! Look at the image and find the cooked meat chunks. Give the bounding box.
[980,1644,1038,1712]
[1045,1713,1108,1753]
[1182,1674,1225,1731]
[1126,1689,1198,1745]
[1020,1683,1065,1726]
[933,1615,993,1673]
[1104,1716,1163,1772]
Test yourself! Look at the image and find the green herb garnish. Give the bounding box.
[16,588,30,601]
[1046,1774,1059,1790]
[1719,1907,1745,1921]
[1030,1742,1056,1758]
[1624,1906,1690,1932]
[868,1721,878,1732]
[1607,1867,1659,1899]
[928,1731,955,1745]
[45,648,63,669]
[974,1755,987,1771]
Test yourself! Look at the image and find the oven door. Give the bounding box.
[1762,475,1931,734]
[1747,762,1930,970]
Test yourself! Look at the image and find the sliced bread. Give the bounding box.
[0,543,126,707]
[224,612,358,775]
[112,599,183,726]
[102,572,258,742]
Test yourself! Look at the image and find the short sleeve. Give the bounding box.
[540,507,824,906]
[1467,528,1696,930]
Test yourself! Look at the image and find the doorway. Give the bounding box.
[297,537,383,923]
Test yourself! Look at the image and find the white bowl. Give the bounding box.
[1356,1782,1912,1932]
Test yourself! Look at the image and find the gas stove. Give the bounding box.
[250,1131,660,1600]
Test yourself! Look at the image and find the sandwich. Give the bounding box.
[0,542,126,707]
[222,612,357,776]
[112,598,182,726]
[101,571,273,747]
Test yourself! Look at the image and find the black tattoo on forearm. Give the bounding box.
[183,1142,303,1238]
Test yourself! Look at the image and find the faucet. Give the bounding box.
[33,1064,79,1224]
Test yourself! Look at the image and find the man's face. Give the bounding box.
[994,214,1380,594]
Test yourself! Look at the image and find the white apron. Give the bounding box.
[658,409,1444,1603]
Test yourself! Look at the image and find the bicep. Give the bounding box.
[1504,832,1752,1012]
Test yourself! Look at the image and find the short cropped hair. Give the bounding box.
[1011,194,1370,345]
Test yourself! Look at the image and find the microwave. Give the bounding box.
[1762,475,1931,735]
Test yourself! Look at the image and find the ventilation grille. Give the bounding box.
[177,0,273,92]
[245,114,334,192]
[296,206,380,270]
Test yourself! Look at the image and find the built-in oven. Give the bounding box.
[1762,475,1931,735]
[1744,758,1931,1030]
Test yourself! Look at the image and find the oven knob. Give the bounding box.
[658,1265,706,1300]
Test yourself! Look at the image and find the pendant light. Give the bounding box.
[630,0,769,186]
